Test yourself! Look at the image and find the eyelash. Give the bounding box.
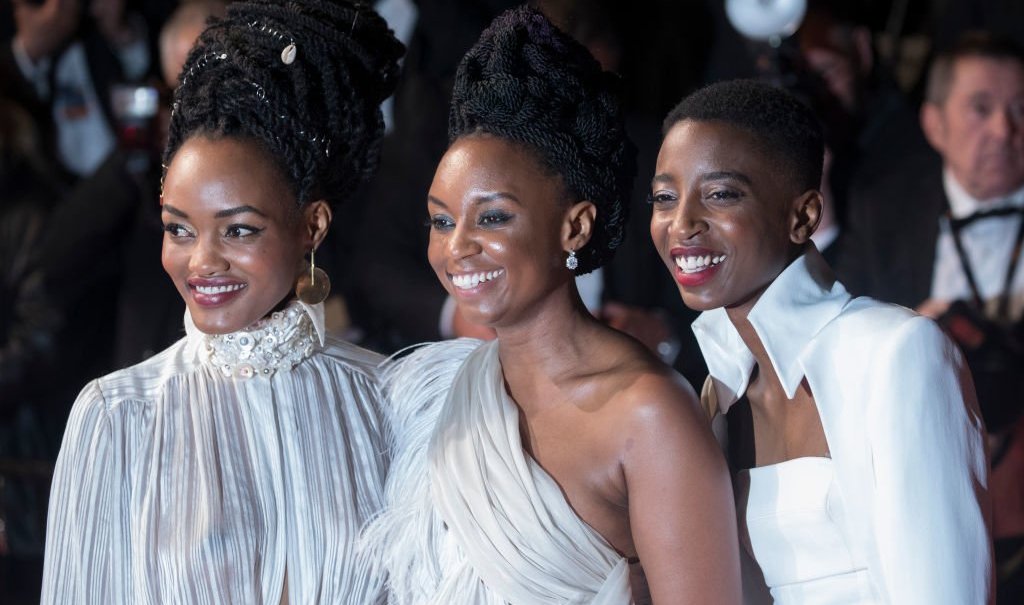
[162,224,264,239]
[479,210,512,226]
[707,189,742,202]
[163,223,193,238]
[646,189,743,208]
[428,215,454,231]
[646,192,676,205]
[224,224,263,238]
[427,211,514,231]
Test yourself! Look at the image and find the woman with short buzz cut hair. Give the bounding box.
[650,79,992,604]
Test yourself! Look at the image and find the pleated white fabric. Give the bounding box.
[364,338,633,605]
[42,302,388,604]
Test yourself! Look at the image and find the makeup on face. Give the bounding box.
[427,135,573,329]
[161,136,308,334]
[650,120,803,315]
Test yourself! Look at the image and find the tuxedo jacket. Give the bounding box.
[836,150,946,308]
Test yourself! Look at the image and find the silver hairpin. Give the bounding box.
[180,52,228,87]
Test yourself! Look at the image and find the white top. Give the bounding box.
[42,302,388,604]
[931,170,1024,319]
[736,457,877,604]
[694,247,993,604]
[363,338,632,604]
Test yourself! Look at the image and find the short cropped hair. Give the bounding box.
[924,31,1024,106]
[663,79,825,193]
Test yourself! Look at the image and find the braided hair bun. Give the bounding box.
[449,5,636,275]
[164,0,404,207]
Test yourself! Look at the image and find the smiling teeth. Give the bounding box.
[195,284,247,295]
[675,254,726,274]
[451,269,505,290]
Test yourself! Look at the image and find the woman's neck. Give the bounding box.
[729,311,774,374]
[725,288,778,388]
[494,283,603,404]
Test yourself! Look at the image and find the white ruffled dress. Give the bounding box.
[42,302,388,604]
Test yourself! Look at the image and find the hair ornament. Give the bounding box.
[246,20,298,66]
[164,0,404,209]
[281,43,297,64]
[180,52,228,87]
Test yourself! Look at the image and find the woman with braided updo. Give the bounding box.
[364,7,741,604]
[41,2,402,603]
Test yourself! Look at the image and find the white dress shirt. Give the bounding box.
[694,247,993,605]
[931,171,1024,320]
[42,302,388,604]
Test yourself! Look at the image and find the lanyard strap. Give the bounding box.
[947,207,1024,323]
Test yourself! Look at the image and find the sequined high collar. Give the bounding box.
[184,301,327,379]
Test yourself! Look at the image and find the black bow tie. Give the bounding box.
[949,205,1024,230]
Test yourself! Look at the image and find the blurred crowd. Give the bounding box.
[1,0,1023,602]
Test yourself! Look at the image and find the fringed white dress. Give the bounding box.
[42,302,388,604]
[365,338,633,605]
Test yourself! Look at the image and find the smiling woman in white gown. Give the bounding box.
[40,2,403,603]
[364,6,741,604]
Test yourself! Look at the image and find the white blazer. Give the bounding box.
[694,247,993,605]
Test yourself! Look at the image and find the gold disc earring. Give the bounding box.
[295,247,331,305]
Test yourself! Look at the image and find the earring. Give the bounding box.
[565,249,578,271]
[295,247,331,305]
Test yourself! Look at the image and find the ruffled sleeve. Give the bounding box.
[41,380,128,604]
[866,316,992,604]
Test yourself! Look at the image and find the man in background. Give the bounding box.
[842,31,1024,602]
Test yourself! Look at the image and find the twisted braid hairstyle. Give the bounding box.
[449,5,636,275]
[663,80,825,194]
[163,0,404,208]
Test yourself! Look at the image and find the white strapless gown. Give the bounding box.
[735,457,880,604]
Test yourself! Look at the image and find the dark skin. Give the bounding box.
[650,119,828,467]
[428,134,741,604]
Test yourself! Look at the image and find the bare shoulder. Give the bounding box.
[587,334,713,456]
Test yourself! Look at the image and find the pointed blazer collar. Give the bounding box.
[692,246,851,412]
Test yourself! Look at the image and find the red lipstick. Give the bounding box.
[670,246,724,288]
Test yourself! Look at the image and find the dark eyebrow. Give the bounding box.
[651,174,674,186]
[700,170,752,185]
[427,191,522,208]
[161,204,268,219]
[161,204,188,218]
[214,205,268,218]
[473,191,521,206]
